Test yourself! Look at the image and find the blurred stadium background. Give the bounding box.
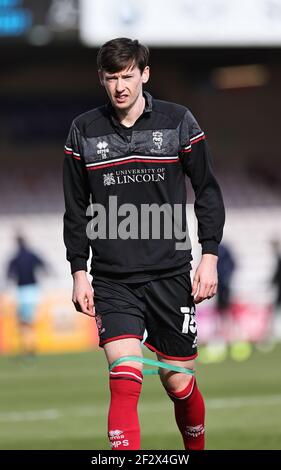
[0,0,281,450]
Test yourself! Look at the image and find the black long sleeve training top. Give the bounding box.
[63,92,225,281]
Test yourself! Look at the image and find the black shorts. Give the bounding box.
[93,272,197,361]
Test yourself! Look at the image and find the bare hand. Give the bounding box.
[192,254,218,304]
[72,270,94,317]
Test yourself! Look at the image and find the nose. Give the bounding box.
[116,77,125,93]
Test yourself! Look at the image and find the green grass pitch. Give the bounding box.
[0,344,281,450]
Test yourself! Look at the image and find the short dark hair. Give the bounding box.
[97,37,149,74]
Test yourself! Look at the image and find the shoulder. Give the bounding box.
[72,105,109,135]
[152,98,202,139]
[152,98,189,126]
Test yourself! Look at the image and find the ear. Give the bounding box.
[98,70,105,87]
[141,66,150,84]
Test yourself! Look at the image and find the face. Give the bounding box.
[99,63,150,112]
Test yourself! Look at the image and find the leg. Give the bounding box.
[157,354,205,450]
[17,285,38,356]
[103,338,143,450]
[157,355,195,392]
[19,321,36,356]
[104,337,143,371]
[141,271,204,449]
[93,278,146,449]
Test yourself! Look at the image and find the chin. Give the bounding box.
[115,102,130,110]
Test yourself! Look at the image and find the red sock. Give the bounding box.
[108,365,143,450]
[167,377,205,450]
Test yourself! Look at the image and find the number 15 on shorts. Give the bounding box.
[181,306,197,334]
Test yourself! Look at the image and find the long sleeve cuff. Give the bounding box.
[201,240,219,256]
[70,258,88,274]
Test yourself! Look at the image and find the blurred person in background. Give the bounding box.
[270,239,281,342]
[199,242,236,364]
[217,242,236,314]
[63,38,225,450]
[216,242,253,363]
[6,235,47,356]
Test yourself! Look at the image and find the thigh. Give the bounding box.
[104,338,143,371]
[17,285,39,324]
[93,277,146,349]
[143,272,198,361]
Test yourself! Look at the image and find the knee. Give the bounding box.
[123,359,143,372]
[160,370,194,394]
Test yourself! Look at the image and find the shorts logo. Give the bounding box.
[180,306,197,334]
[95,314,105,334]
[192,337,197,348]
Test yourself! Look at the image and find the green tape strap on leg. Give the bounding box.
[109,355,195,376]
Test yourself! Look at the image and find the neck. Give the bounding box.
[116,93,145,127]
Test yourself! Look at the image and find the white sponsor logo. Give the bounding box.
[111,439,129,448]
[152,131,163,150]
[97,141,109,159]
[103,173,116,186]
[108,430,129,448]
[185,424,205,438]
[108,429,124,438]
[103,167,165,186]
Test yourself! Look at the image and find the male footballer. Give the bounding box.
[63,38,225,450]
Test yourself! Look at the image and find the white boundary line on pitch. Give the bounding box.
[0,395,281,423]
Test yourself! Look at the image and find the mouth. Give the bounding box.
[115,94,128,103]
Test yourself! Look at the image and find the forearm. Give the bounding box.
[189,141,225,255]
[63,151,90,274]
[201,253,218,262]
[194,182,225,256]
[72,269,88,280]
[63,214,90,273]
